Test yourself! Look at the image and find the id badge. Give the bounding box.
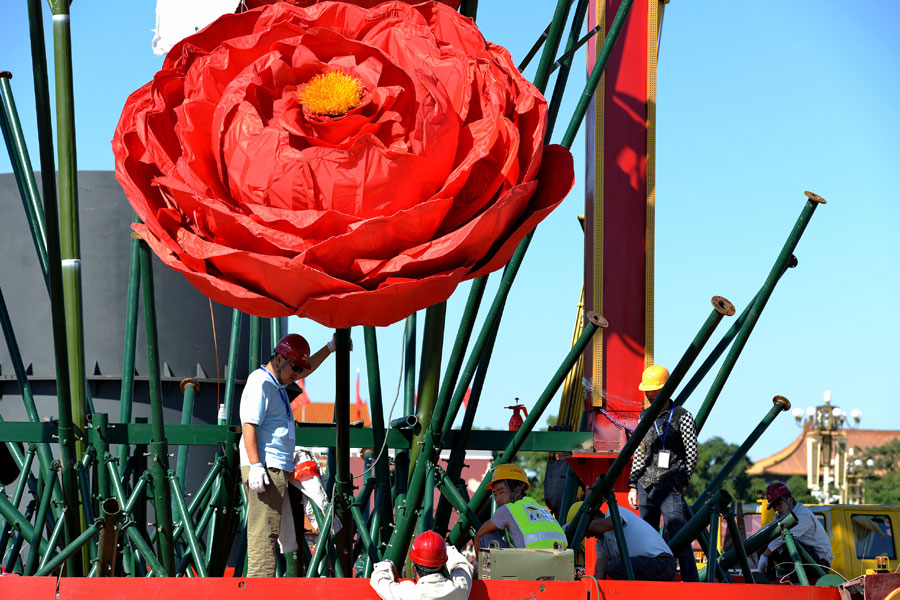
[657,450,671,468]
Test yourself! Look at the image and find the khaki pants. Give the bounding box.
[241,466,288,577]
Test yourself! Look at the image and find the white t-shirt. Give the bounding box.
[767,502,833,564]
[238,367,296,471]
[370,545,473,600]
[595,509,673,560]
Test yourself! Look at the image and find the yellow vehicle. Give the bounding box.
[755,502,900,580]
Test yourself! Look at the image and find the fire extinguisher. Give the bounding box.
[506,401,528,431]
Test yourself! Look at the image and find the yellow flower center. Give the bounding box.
[297,71,364,117]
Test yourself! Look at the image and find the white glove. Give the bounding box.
[327,333,353,353]
[757,554,769,573]
[628,487,638,509]
[248,463,270,493]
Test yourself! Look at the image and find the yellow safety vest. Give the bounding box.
[506,497,568,549]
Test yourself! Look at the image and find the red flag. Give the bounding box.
[463,387,471,409]
[297,378,310,406]
[355,368,365,421]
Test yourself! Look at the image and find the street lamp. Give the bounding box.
[797,390,862,504]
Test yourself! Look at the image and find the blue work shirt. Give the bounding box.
[238,367,296,471]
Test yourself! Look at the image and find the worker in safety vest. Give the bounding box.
[472,464,567,558]
[370,530,473,600]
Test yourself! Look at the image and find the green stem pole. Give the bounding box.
[434,466,482,535]
[176,380,198,485]
[781,527,809,586]
[673,258,796,408]
[122,522,168,577]
[531,0,573,94]
[362,326,393,545]
[705,507,720,582]
[220,310,242,425]
[333,327,353,575]
[796,542,827,580]
[249,316,261,371]
[723,509,753,582]
[118,217,142,469]
[606,494,634,580]
[138,238,176,575]
[448,312,607,546]
[409,303,446,471]
[35,521,99,577]
[693,194,826,432]
[561,0,635,149]
[169,471,208,577]
[567,297,735,551]
[666,490,732,558]
[92,414,112,502]
[0,443,37,558]
[697,513,798,580]
[692,397,790,511]
[206,427,241,576]
[23,461,59,575]
[394,314,417,499]
[545,0,590,140]
[305,502,334,577]
[350,504,379,572]
[26,0,57,237]
[0,73,49,286]
[38,507,68,572]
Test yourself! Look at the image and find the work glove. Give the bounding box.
[327,333,353,353]
[627,487,638,510]
[757,554,769,573]
[248,463,270,493]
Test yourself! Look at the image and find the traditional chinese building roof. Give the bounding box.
[747,425,900,478]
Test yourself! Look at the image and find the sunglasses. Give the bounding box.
[285,358,304,372]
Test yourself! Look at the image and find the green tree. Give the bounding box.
[856,439,900,504]
[686,436,766,504]
[785,475,816,504]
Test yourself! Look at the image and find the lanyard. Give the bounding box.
[260,367,292,419]
[654,410,674,447]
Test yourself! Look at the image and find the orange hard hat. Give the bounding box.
[409,531,447,567]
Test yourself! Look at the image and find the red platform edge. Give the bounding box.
[0,576,844,600]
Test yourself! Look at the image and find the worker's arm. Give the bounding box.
[242,423,261,464]
[585,517,614,538]
[595,556,610,579]
[473,520,501,559]
[298,334,352,379]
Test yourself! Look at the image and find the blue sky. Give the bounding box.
[1,1,898,462]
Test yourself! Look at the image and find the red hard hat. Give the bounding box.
[408,531,447,568]
[274,334,311,370]
[765,482,791,508]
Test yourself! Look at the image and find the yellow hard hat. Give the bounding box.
[486,464,530,491]
[566,501,583,524]
[638,365,669,391]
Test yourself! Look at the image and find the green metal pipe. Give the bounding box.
[434,466,482,535]
[249,316,261,371]
[51,0,90,461]
[0,442,37,554]
[693,194,825,432]
[117,216,142,469]
[459,0,477,19]
[0,288,59,507]
[305,501,334,577]
[92,413,112,502]
[363,486,385,576]
[350,504,379,572]
[698,512,798,579]
[421,468,435,533]
[220,310,243,425]
[545,0,590,139]
[447,313,607,546]
[75,461,96,539]
[606,494,634,580]
[138,237,176,575]
[206,427,241,576]
[122,522,168,577]
[723,508,753,582]
[567,297,735,551]
[123,472,151,518]
[0,73,49,285]
[23,460,59,575]
[561,0,635,149]
[665,490,731,556]
[673,257,797,408]
[176,379,198,485]
[333,327,353,575]
[692,396,790,511]
[705,507,720,582]
[781,528,809,586]
[169,471,208,577]
[409,303,446,471]
[38,506,68,572]
[796,542,827,580]
[531,0,573,94]
[270,317,283,349]
[362,326,393,544]
[94,498,122,577]
[394,314,417,499]
[35,520,100,576]
[435,316,500,534]
[26,0,57,228]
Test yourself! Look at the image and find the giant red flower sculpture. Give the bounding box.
[113,1,573,328]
